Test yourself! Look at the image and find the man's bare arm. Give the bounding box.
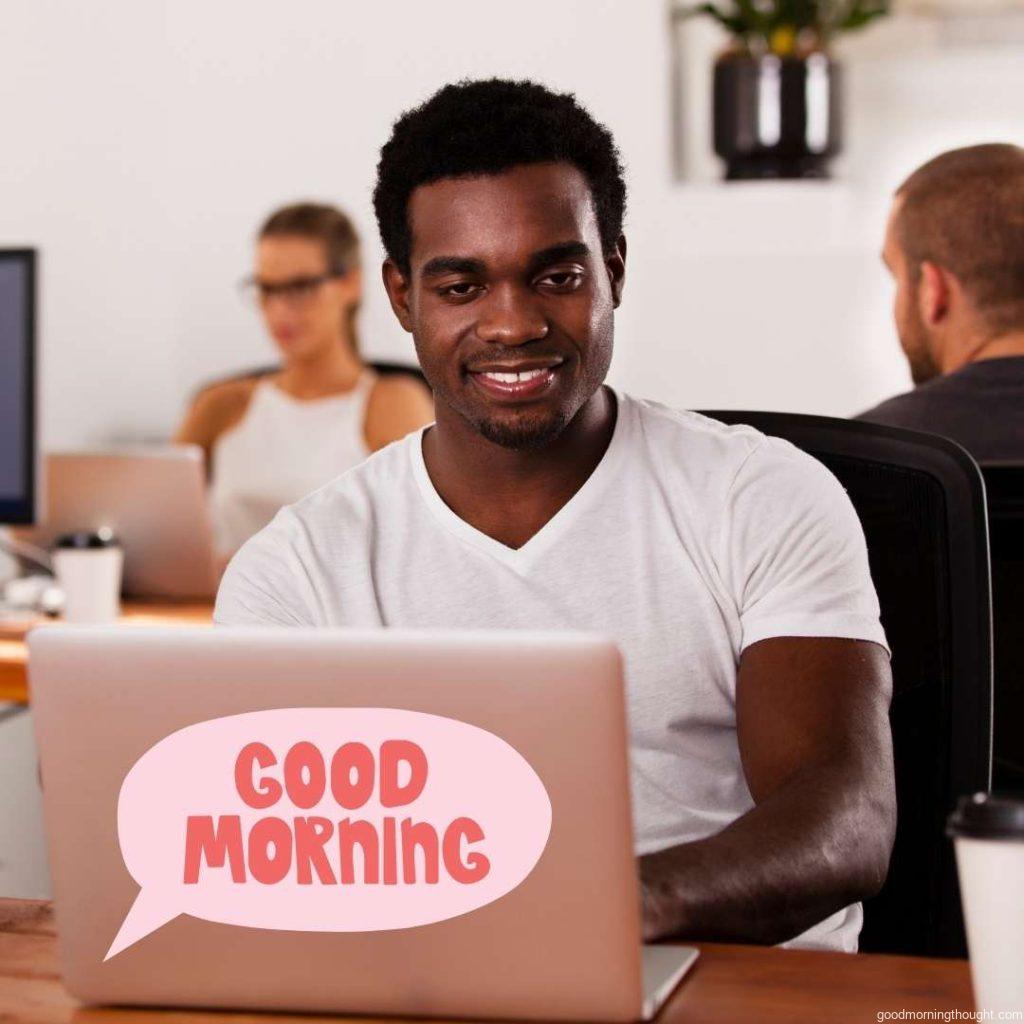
[640,636,896,945]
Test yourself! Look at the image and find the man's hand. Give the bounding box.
[640,636,895,945]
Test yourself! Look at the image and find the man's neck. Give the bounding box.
[276,335,363,399]
[944,328,1024,375]
[422,387,617,550]
[970,330,1024,365]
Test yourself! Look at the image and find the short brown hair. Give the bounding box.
[895,144,1024,335]
[259,202,362,351]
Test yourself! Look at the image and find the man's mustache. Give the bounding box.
[462,349,567,372]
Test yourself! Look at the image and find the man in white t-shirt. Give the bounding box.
[217,79,896,952]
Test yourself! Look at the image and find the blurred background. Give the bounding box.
[1,0,1022,450]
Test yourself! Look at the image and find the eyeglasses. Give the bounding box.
[238,272,344,308]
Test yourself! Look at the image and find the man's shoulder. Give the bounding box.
[622,392,799,478]
[621,392,845,509]
[855,362,1007,428]
[625,392,764,451]
[855,389,923,426]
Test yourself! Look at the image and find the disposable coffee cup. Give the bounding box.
[948,792,1024,1015]
[52,529,123,624]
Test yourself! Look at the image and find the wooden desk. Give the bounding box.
[0,602,213,705]
[0,898,974,1023]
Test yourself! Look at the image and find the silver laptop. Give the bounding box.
[31,447,217,598]
[29,626,697,1021]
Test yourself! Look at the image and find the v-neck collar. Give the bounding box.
[410,388,631,573]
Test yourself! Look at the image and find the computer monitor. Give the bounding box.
[0,249,37,525]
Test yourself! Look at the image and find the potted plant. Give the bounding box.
[677,1,890,180]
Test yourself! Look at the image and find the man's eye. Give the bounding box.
[539,270,583,290]
[439,282,480,300]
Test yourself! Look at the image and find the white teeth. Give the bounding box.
[481,368,548,383]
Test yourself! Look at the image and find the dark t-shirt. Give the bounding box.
[855,356,1024,463]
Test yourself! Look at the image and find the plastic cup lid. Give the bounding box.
[947,792,1024,840]
[54,527,119,550]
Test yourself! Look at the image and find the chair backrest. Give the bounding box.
[369,360,429,389]
[979,464,1024,793]
[699,411,992,958]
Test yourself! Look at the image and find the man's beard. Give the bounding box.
[477,408,572,451]
[905,325,940,385]
[908,350,940,386]
[900,305,940,385]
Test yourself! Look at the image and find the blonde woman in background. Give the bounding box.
[176,202,433,558]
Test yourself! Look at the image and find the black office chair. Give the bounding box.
[699,411,992,958]
[980,464,1024,794]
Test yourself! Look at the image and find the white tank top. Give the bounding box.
[210,372,374,554]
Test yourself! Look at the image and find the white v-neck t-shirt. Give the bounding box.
[215,390,888,952]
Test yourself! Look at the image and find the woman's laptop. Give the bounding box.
[29,447,217,598]
[29,626,697,1021]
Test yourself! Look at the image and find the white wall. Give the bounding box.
[1,0,1022,448]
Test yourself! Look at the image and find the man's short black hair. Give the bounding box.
[373,78,627,275]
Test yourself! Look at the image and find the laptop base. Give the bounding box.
[641,945,699,1019]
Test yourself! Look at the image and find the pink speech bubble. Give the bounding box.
[107,708,551,959]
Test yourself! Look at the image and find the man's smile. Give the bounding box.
[465,358,565,401]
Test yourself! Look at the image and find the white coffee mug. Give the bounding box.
[52,530,123,624]
[948,792,1024,1015]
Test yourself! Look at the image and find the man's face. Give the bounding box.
[883,203,939,386]
[385,161,624,450]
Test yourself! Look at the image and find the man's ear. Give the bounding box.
[382,259,414,334]
[918,260,951,326]
[607,234,627,308]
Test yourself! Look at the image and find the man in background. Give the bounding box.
[857,143,1024,461]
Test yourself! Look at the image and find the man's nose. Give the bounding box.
[475,285,549,346]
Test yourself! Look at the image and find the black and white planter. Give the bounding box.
[712,51,842,181]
